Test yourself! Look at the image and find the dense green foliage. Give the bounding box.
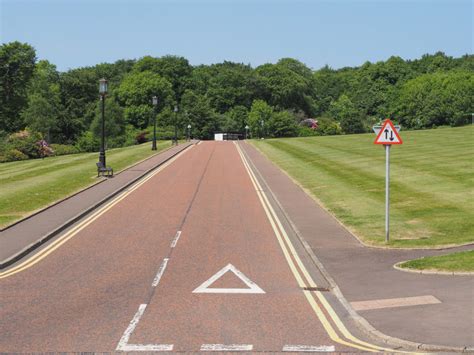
[252,126,474,248]
[1,41,472,161]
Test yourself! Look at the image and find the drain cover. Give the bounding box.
[303,286,330,292]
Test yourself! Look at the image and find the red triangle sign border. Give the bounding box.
[374,119,403,145]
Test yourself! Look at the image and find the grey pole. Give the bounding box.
[385,144,390,242]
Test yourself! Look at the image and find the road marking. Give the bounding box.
[282,345,336,352]
[351,295,441,311]
[152,258,169,287]
[0,146,192,279]
[200,344,253,351]
[116,304,173,352]
[192,263,265,294]
[235,143,399,353]
[170,231,182,248]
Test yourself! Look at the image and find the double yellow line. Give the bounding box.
[235,142,405,353]
[0,147,192,279]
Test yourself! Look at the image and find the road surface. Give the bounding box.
[0,142,389,352]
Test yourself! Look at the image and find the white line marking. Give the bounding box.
[152,258,169,287]
[116,304,147,350]
[200,344,253,351]
[170,231,182,248]
[283,345,336,352]
[119,344,173,351]
[192,263,265,294]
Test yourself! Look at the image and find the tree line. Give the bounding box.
[0,41,472,160]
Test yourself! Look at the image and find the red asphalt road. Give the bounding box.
[0,142,352,352]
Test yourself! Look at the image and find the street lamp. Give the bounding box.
[98,78,108,167]
[152,96,158,150]
[187,124,191,141]
[245,125,249,139]
[174,105,178,146]
[260,119,264,139]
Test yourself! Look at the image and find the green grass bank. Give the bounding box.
[398,250,474,272]
[251,126,474,248]
[0,141,171,228]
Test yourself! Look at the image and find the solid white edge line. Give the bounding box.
[170,231,182,248]
[116,304,147,350]
[282,345,336,352]
[119,344,174,351]
[152,258,169,287]
[200,344,253,351]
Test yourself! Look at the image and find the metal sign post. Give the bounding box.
[373,119,403,243]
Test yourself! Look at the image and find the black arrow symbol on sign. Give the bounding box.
[384,129,389,140]
[390,131,394,141]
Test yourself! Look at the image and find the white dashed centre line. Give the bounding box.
[151,258,169,287]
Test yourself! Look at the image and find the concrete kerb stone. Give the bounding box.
[240,142,469,353]
[0,142,196,270]
[0,143,178,233]
[393,261,474,276]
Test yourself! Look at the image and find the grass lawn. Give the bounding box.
[251,125,474,248]
[398,250,474,272]
[0,141,171,228]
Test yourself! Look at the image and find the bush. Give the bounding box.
[7,130,43,158]
[4,149,29,161]
[75,131,100,152]
[50,144,80,156]
[135,130,149,144]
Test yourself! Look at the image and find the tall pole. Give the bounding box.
[152,110,157,150]
[385,144,390,242]
[99,95,106,166]
[174,105,178,146]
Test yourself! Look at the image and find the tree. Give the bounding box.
[0,42,37,132]
[116,71,174,128]
[268,110,298,137]
[256,61,313,114]
[90,97,126,147]
[220,105,248,132]
[248,100,273,138]
[328,95,365,134]
[395,71,474,128]
[21,60,62,142]
[133,55,192,101]
[181,90,220,139]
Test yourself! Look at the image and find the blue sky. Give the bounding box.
[1,0,472,72]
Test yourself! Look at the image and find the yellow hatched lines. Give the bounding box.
[0,147,192,279]
[235,142,411,353]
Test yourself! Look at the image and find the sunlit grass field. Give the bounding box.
[251,126,473,248]
[0,141,171,228]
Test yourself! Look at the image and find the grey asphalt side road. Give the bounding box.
[0,142,195,269]
[240,141,474,350]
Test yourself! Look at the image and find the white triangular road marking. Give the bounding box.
[192,264,265,294]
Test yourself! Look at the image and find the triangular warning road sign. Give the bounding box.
[374,119,403,145]
[192,264,265,294]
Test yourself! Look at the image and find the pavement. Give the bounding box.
[0,140,472,353]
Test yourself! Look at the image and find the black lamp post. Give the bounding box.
[98,78,108,166]
[245,125,249,139]
[152,96,158,150]
[260,119,264,139]
[174,105,178,146]
[187,124,191,141]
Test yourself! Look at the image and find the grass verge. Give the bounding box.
[397,250,474,272]
[250,126,473,248]
[0,141,171,228]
